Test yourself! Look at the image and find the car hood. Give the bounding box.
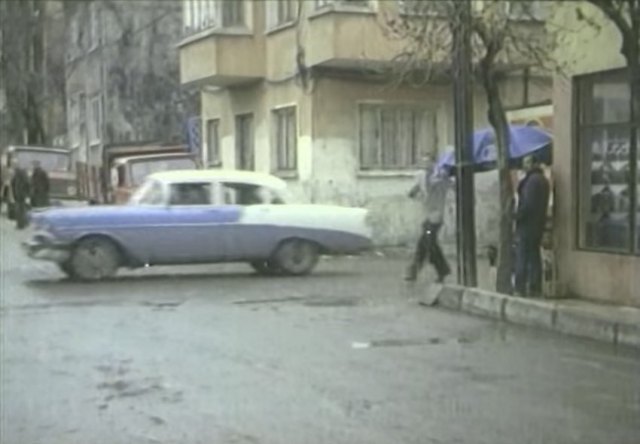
[30,205,133,227]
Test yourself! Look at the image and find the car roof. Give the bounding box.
[114,153,195,165]
[149,169,288,190]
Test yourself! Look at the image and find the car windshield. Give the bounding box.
[14,150,71,172]
[130,157,196,187]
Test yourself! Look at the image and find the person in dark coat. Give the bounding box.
[30,160,50,208]
[514,155,550,297]
[10,159,31,229]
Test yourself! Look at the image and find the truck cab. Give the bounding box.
[110,153,199,204]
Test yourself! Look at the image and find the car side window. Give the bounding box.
[221,183,275,205]
[138,181,165,205]
[169,182,212,206]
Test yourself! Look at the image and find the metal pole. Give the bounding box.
[452,0,477,287]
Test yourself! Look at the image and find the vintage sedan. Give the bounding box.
[23,170,373,280]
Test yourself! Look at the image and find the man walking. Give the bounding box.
[30,160,50,208]
[10,159,30,229]
[514,155,550,297]
[405,155,452,282]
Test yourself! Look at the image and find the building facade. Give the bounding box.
[179,0,552,246]
[552,2,639,307]
[64,0,190,174]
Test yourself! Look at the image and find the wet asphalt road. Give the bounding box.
[1,218,639,444]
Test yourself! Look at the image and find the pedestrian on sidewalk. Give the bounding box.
[514,154,550,297]
[30,160,50,208]
[10,159,30,229]
[405,154,452,282]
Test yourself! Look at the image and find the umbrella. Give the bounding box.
[437,125,553,173]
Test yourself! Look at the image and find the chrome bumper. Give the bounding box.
[22,233,71,263]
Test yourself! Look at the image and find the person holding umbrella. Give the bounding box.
[405,154,452,283]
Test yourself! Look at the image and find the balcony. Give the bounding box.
[180,31,264,88]
[304,3,405,73]
[179,0,265,87]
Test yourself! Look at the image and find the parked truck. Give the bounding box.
[1,145,78,215]
[102,142,200,204]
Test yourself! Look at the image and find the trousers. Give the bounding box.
[411,221,451,279]
[514,230,543,296]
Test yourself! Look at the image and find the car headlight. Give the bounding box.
[67,185,77,195]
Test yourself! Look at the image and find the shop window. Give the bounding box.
[575,68,638,254]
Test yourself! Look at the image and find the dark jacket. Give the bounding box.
[31,167,50,207]
[11,168,30,202]
[516,168,550,238]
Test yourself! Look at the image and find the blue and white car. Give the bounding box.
[23,170,373,280]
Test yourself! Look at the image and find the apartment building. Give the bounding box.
[179,0,552,246]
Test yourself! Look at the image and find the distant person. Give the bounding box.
[514,155,550,297]
[405,155,452,283]
[30,160,50,208]
[10,159,30,229]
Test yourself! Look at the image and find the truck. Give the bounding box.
[1,145,78,215]
[102,142,200,204]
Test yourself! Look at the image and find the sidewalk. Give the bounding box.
[422,285,640,349]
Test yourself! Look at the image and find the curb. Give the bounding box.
[427,285,640,349]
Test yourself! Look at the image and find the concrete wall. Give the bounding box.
[551,2,640,307]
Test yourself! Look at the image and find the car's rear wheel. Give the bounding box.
[249,260,281,276]
[70,237,121,281]
[272,239,319,276]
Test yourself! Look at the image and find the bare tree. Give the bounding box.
[0,1,66,148]
[381,0,573,293]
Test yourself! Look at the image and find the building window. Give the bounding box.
[221,0,244,27]
[267,0,297,28]
[88,3,100,50]
[89,95,102,143]
[69,98,79,147]
[182,0,244,34]
[315,0,369,8]
[206,119,221,167]
[575,68,639,254]
[359,104,435,170]
[272,107,297,172]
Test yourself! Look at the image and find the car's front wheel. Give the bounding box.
[69,237,121,281]
[58,261,76,279]
[272,239,319,276]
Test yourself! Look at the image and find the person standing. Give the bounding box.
[10,159,31,229]
[405,155,452,282]
[514,155,550,297]
[30,160,50,208]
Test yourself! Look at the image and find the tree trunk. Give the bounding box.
[482,70,514,295]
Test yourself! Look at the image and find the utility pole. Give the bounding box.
[452,0,477,287]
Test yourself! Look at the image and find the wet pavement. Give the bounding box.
[1,218,639,444]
